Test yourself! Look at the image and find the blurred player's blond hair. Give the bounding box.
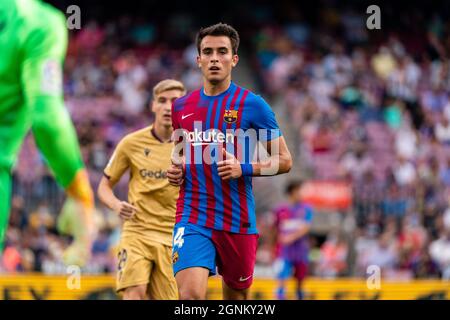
[152,79,186,98]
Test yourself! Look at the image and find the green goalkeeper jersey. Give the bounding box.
[0,0,93,258]
[0,0,84,188]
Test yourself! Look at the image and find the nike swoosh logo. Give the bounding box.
[182,113,194,120]
[239,275,252,282]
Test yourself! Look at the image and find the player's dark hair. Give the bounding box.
[285,180,303,196]
[196,23,240,55]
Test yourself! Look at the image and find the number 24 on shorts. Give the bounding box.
[174,227,185,248]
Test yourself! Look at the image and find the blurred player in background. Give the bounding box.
[273,180,313,300]
[97,79,186,300]
[168,23,293,300]
[0,0,96,266]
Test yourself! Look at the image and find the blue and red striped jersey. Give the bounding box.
[171,81,281,234]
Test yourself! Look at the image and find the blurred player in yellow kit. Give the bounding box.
[97,79,186,300]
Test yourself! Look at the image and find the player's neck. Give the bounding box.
[152,122,172,143]
[203,78,232,96]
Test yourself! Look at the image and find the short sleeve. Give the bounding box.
[249,95,282,141]
[171,99,181,130]
[21,12,67,102]
[172,99,186,146]
[304,206,314,224]
[104,138,130,184]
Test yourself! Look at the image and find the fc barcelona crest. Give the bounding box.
[223,110,238,124]
[172,251,179,264]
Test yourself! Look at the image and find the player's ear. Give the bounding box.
[196,55,201,68]
[151,99,156,113]
[232,54,239,67]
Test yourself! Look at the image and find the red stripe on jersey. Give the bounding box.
[174,93,201,223]
[205,98,222,228]
[236,90,250,233]
[175,184,185,223]
[221,87,242,232]
[185,91,202,224]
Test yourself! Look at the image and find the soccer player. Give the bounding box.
[97,79,186,300]
[167,23,293,300]
[273,180,313,300]
[0,0,95,266]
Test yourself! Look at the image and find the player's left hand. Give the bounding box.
[58,197,95,267]
[217,148,242,180]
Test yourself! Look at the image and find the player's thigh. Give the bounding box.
[122,284,148,300]
[147,244,178,300]
[0,107,30,249]
[31,101,84,188]
[0,166,13,250]
[293,261,308,282]
[212,231,259,290]
[175,267,210,300]
[116,236,152,295]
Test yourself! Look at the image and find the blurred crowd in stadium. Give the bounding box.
[2,1,450,281]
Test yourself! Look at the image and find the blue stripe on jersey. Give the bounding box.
[174,95,188,111]
[229,87,246,233]
[241,95,258,234]
[181,142,192,224]
[246,175,257,233]
[213,88,235,230]
[196,100,215,227]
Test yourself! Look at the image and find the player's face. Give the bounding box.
[152,89,183,128]
[290,186,303,203]
[197,36,238,85]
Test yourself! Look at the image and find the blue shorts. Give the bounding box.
[172,223,258,290]
[274,258,308,281]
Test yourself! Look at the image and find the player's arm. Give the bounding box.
[218,95,292,180]
[251,136,292,176]
[279,222,311,245]
[98,177,137,220]
[218,137,292,179]
[271,210,281,248]
[21,13,98,267]
[97,140,137,219]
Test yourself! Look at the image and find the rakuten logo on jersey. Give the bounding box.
[171,121,281,175]
[183,128,235,146]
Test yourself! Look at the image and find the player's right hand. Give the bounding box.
[113,200,138,220]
